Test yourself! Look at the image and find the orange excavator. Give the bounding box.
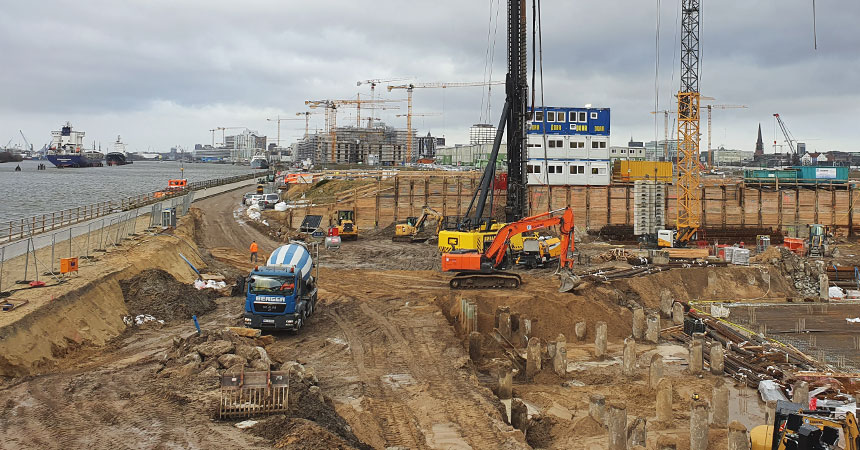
[441,207,582,292]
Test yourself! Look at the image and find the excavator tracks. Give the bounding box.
[449,271,522,289]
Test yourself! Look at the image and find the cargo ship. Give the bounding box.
[250,153,269,170]
[46,122,102,168]
[106,135,131,166]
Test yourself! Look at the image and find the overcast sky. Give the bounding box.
[1,0,857,154]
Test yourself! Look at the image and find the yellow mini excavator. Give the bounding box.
[393,207,444,243]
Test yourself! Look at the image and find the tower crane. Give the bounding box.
[267,116,308,148]
[357,77,411,128]
[208,129,217,147]
[653,102,746,166]
[305,98,400,163]
[386,81,504,164]
[705,104,747,166]
[671,0,702,247]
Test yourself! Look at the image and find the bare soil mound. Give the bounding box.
[158,329,371,450]
[120,269,218,322]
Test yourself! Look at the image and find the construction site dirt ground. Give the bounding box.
[0,186,837,449]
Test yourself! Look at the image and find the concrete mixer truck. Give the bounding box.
[243,242,318,332]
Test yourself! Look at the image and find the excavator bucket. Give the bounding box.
[557,270,582,293]
[218,370,290,419]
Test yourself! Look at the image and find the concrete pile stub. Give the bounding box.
[689,333,704,375]
[510,398,528,433]
[628,416,646,448]
[496,307,512,339]
[656,378,672,424]
[525,337,541,380]
[689,400,710,450]
[645,314,660,343]
[607,402,628,450]
[672,302,685,325]
[595,321,608,358]
[649,354,664,389]
[632,308,645,340]
[728,421,751,450]
[575,321,587,341]
[660,289,673,318]
[553,334,567,377]
[622,337,636,377]
[712,380,729,428]
[589,393,606,426]
[710,343,725,375]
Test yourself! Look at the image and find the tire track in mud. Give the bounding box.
[358,301,522,450]
[329,304,425,449]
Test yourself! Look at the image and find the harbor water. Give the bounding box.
[0,160,260,223]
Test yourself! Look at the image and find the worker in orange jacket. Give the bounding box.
[250,240,259,263]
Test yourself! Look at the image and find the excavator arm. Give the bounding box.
[482,207,581,292]
[413,207,443,233]
[484,208,574,268]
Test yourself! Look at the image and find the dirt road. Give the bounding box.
[194,187,527,449]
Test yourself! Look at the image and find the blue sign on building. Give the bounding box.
[527,107,610,137]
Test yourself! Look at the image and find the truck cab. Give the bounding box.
[243,264,317,331]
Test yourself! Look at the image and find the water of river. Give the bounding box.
[0,160,260,223]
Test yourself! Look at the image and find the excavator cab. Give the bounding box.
[751,400,859,450]
[335,210,358,241]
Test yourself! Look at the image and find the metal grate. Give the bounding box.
[218,370,290,419]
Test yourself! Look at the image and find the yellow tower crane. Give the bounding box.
[672,0,702,247]
[387,81,504,163]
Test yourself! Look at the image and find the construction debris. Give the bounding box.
[120,269,219,323]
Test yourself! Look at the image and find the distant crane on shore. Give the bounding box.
[387,81,504,163]
[357,77,412,127]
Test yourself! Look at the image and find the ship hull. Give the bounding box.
[47,154,101,168]
[250,158,269,169]
[106,152,130,166]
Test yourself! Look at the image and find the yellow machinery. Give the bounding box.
[438,221,533,253]
[335,210,358,241]
[515,235,561,269]
[393,207,444,243]
[672,0,702,247]
[438,223,504,253]
[751,400,858,450]
[806,224,831,258]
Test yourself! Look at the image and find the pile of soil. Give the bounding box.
[120,269,218,322]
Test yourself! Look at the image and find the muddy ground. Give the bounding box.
[0,186,824,449]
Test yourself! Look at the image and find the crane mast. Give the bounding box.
[505,0,528,222]
[675,0,702,243]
